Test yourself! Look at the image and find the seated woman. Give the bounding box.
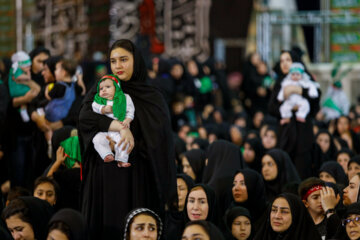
[182,220,225,240]
[314,129,337,163]
[342,202,360,240]
[261,149,300,201]
[348,156,360,181]
[230,169,267,227]
[2,196,54,240]
[261,126,278,150]
[224,206,253,240]
[185,184,217,224]
[319,161,348,188]
[242,138,265,173]
[181,149,206,183]
[123,208,163,240]
[254,193,322,240]
[336,148,354,175]
[47,208,87,240]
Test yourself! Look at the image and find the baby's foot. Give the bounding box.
[280,118,291,125]
[117,161,131,168]
[104,154,115,162]
[296,117,306,123]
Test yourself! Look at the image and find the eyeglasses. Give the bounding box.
[342,216,360,226]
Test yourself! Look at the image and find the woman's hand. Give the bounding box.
[118,127,134,154]
[283,85,302,99]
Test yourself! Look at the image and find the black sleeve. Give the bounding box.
[49,84,66,99]
[326,213,343,239]
[302,87,321,118]
[268,82,282,118]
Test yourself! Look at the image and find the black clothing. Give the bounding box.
[319,161,348,187]
[254,193,322,240]
[48,208,88,240]
[182,149,206,183]
[263,149,301,201]
[191,138,209,151]
[224,206,253,240]
[243,138,265,173]
[78,40,176,239]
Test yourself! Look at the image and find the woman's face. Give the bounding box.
[262,130,277,149]
[187,60,199,77]
[232,173,248,203]
[232,216,251,240]
[319,172,336,184]
[42,64,55,83]
[32,52,49,74]
[177,178,188,211]
[280,52,293,74]
[182,224,209,240]
[187,189,209,221]
[345,214,360,240]
[170,64,184,80]
[337,153,350,174]
[47,229,69,240]
[261,155,278,181]
[316,133,331,153]
[348,162,360,181]
[337,117,350,134]
[33,182,56,206]
[270,197,292,233]
[343,175,360,206]
[182,157,196,181]
[110,47,134,81]
[6,214,35,240]
[230,127,243,146]
[129,214,158,240]
[243,143,255,164]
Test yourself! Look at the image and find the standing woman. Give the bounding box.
[78,39,177,239]
[269,50,320,179]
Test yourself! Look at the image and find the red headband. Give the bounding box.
[100,75,119,84]
[302,185,323,200]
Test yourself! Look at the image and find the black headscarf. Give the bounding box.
[48,208,87,240]
[336,148,354,161]
[263,149,301,201]
[29,47,51,87]
[182,149,206,183]
[348,155,360,169]
[184,184,217,224]
[224,206,253,240]
[123,208,163,240]
[203,140,244,192]
[19,196,54,240]
[243,138,265,172]
[192,138,210,151]
[183,220,225,240]
[315,129,338,162]
[319,161,348,187]
[254,193,321,240]
[346,202,360,216]
[44,56,62,79]
[177,174,195,192]
[231,169,267,221]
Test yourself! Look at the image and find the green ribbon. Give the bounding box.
[290,67,304,74]
[93,74,127,121]
[18,59,31,67]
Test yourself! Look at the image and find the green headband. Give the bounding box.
[18,59,31,67]
[93,74,127,121]
[290,67,304,74]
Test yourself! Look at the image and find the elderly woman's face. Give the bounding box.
[6,214,35,240]
[270,197,292,233]
[110,47,134,81]
[130,214,158,240]
[187,189,209,221]
[232,216,251,240]
[280,52,292,74]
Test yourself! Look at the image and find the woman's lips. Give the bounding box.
[117,71,124,75]
[191,213,201,219]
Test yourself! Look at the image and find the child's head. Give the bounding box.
[289,62,304,81]
[55,59,77,82]
[11,51,31,73]
[99,78,116,100]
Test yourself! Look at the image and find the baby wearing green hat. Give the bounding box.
[92,74,135,168]
[277,62,319,125]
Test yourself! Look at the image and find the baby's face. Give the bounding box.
[291,72,302,81]
[20,65,31,74]
[99,79,115,100]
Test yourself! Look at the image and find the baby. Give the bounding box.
[277,62,319,125]
[92,74,134,167]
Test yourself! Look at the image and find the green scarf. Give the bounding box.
[60,136,82,168]
[93,74,127,121]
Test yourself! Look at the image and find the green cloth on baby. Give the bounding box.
[60,136,82,168]
[8,67,30,98]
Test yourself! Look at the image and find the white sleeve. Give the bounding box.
[92,101,104,114]
[125,94,135,120]
[307,83,319,98]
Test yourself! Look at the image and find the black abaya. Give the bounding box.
[78,40,177,239]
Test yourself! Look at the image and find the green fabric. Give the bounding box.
[93,74,127,121]
[18,59,31,67]
[199,76,212,94]
[8,68,30,97]
[60,136,82,168]
[322,97,342,114]
[290,67,304,74]
[262,76,274,88]
[0,79,3,84]
[333,81,342,88]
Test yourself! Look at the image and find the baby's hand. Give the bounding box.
[103,105,113,114]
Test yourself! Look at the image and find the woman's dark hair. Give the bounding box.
[48,221,71,239]
[1,198,31,224]
[183,220,225,240]
[33,176,60,199]
[109,39,135,58]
